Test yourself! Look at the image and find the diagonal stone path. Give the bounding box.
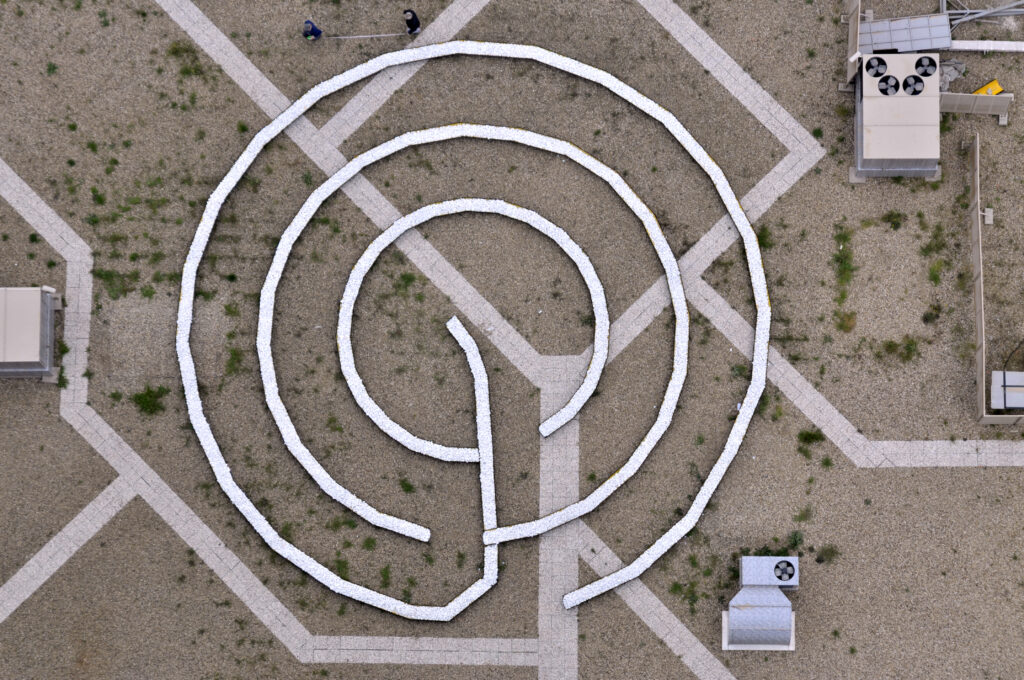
[3,0,1024,677]
[577,523,736,680]
[0,476,136,625]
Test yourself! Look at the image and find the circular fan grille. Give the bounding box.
[866,56,887,77]
[878,75,899,96]
[775,560,795,581]
[903,75,925,95]
[915,56,937,76]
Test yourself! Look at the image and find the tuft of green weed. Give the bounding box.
[816,544,841,564]
[798,429,825,445]
[881,210,905,230]
[131,384,170,415]
[93,268,139,299]
[224,347,244,375]
[793,505,813,522]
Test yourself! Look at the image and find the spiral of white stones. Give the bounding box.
[177,42,770,620]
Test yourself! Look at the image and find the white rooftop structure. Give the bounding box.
[0,287,57,379]
[859,14,952,53]
[991,371,1024,410]
[856,53,941,177]
[723,556,798,651]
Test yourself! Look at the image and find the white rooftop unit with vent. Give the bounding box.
[855,53,941,178]
[723,556,798,651]
[0,287,57,379]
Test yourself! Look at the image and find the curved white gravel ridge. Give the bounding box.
[259,194,607,539]
[330,196,609,463]
[177,41,768,617]
[315,123,687,546]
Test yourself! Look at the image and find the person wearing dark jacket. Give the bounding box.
[403,9,421,35]
[303,19,323,41]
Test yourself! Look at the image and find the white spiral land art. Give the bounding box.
[176,42,770,621]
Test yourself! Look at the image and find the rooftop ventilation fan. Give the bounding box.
[865,56,887,77]
[774,560,795,581]
[915,56,937,77]
[903,75,925,95]
[878,75,899,95]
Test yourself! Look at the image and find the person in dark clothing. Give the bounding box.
[403,9,421,35]
[303,19,323,41]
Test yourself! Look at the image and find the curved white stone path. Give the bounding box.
[260,196,609,543]
[176,41,768,619]
[335,198,609,461]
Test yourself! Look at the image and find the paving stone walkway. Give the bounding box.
[0,476,136,625]
[577,524,737,680]
[3,0,1023,678]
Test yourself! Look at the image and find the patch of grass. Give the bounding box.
[834,309,857,333]
[812,127,823,139]
[730,363,750,380]
[821,456,834,469]
[787,530,804,551]
[332,559,348,579]
[131,384,170,415]
[881,210,905,230]
[920,223,947,256]
[140,285,155,299]
[93,268,139,299]
[237,121,249,134]
[399,478,415,493]
[882,335,920,362]
[46,62,58,75]
[798,429,825,445]
[223,302,239,317]
[168,40,204,77]
[927,259,946,285]
[922,302,942,324]
[109,390,123,402]
[393,271,418,295]
[832,222,857,309]
[793,505,813,522]
[361,537,377,551]
[756,225,775,249]
[224,347,245,375]
[379,565,391,589]
[816,544,841,564]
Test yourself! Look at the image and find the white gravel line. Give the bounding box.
[178,41,767,618]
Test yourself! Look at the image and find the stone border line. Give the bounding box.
[0,476,136,625]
